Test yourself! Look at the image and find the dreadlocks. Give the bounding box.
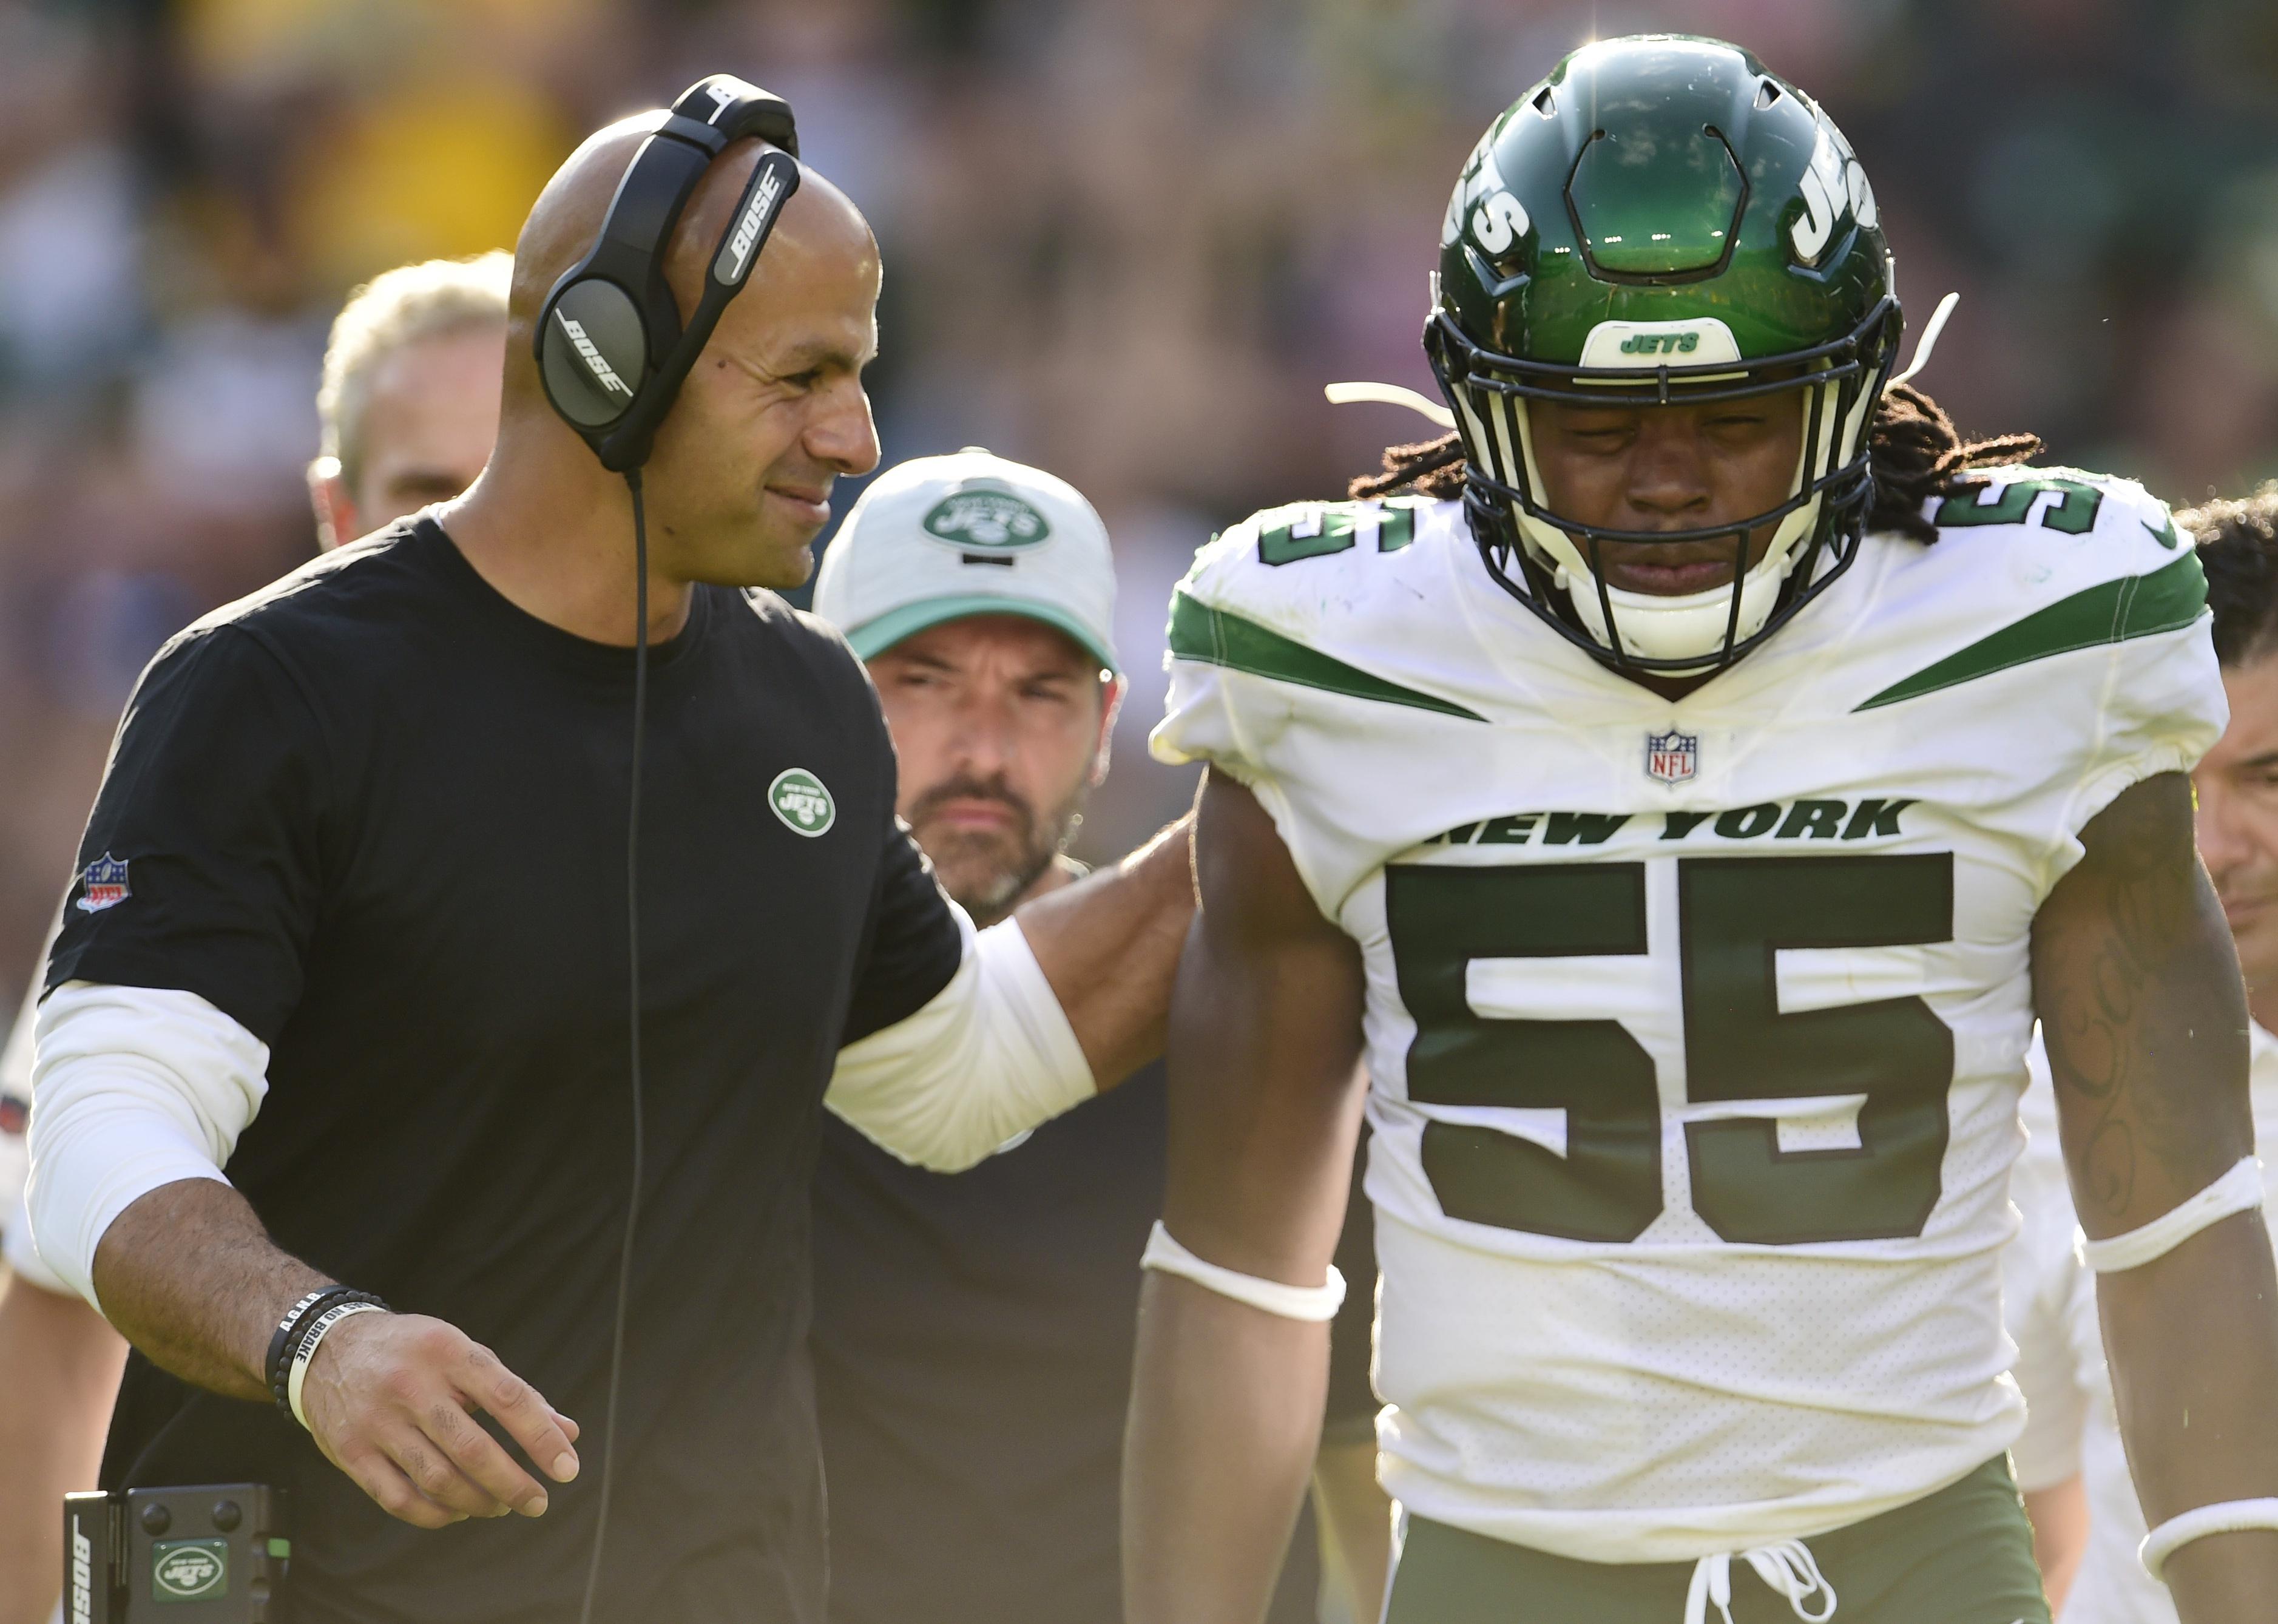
[1348,383,2043,544]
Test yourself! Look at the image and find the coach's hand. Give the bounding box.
[299,1311,581,1528]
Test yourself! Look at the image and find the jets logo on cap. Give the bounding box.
[921,490,1052,552]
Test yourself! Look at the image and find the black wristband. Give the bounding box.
[267,1287,382,1416]
[266,1290,343,1409]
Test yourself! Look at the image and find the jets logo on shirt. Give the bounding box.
[1644,730,1698,785]
[74,853,130,913]
[769,768,836,837]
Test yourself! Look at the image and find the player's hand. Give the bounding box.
[297,1311,581,1529]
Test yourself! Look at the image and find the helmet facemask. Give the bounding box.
[1430,297,1899,677]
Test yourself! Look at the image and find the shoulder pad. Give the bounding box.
[1178,495,1450,629]
[1928,465,2182,567]
[1856,466,2208,713]
[1166,496,1489,727]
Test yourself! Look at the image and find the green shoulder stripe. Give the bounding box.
[1856,550,2208,712]
[1168,591,1486,721]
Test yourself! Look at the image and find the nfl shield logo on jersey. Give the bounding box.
[75,853,130,913]
[1644,731,1698,785]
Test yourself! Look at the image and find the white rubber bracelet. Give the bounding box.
[2083,1157,2263,1273]
[1140,1220,1346,1322]
[287,1301,389,1430]
[2140,1497,2278,1582]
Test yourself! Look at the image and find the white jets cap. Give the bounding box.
[813,448,1121,675]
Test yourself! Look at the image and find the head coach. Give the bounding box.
[22,78,1191,1624]
[0,249,508,1624]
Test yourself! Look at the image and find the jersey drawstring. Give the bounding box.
[1681,1540,1837,1624]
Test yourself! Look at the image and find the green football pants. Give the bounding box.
[1384,1456,2050,1624]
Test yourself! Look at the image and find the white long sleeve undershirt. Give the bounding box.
[27,981,268,1311]
[823,907,1095,1171]
[25,913,1093,1311]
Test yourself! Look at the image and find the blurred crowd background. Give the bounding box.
[2,0,2277,1005]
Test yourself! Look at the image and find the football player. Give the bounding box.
[1124,35,2278,1624]
[2005,487,2278,1624]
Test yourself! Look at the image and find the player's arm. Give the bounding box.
[1124,771,1370,1624]
[2033,771,2278,1622]
[0,1268,126,1624]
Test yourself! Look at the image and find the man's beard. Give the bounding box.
[906,770,1087,927]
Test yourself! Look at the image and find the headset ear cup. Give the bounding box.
[538,279,651,429]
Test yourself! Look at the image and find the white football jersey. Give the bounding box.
[1151,472,2223,1562]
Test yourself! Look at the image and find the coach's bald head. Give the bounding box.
[481,117,882,595]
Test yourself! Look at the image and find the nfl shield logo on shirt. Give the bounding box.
[1644,731,1698,785]
[74,853,130,913]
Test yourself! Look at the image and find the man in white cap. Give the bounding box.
[813,448,1126,924]
[806,448,1324,1624]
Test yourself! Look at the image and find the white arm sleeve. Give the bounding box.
[825,909,1095,1173]
[26,981,269,1311]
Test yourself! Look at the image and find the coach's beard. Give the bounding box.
[908,771,1087,929]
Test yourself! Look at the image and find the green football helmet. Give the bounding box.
[1426,34,1903,674]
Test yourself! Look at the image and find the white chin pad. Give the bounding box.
[1563,549,1791,665]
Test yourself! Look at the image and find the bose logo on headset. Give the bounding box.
[535,75,797,467]
[555,311,636,398]
[720,167,788,285]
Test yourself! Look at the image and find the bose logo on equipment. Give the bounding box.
[723,169,786,284]
[69,1526,91,1624]
[556,311,634,398]
[703,83,737,124]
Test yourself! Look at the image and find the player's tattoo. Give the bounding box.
[2035,774,2251,1231]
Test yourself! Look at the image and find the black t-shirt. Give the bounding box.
[810,1064,1326,1624]
[50,518,962,1624]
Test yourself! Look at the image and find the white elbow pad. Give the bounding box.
[27,982,269,1311]
[826,908,1094,1172]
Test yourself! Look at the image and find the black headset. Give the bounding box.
[536,73,802,472]
[539,74,802,1624]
